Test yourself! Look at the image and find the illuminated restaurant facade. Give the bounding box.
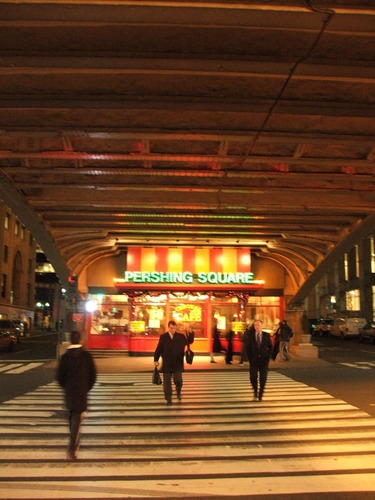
[85,247,285,354]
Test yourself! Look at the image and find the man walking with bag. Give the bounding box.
[154,320,194,405]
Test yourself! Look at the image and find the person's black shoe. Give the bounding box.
[66,449,77,461]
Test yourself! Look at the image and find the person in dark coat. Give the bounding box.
[154,320,194,405]
[239,323,254,364]
[210,323,225,363]
[225,328,234,364]
[275,320,293,361]
[246,319,273,402]
[56,330,97,460]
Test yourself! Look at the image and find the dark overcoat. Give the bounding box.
[246,330,273,363]
[57,346,97,413]
[154,331,194,373]
[212,326,223,353]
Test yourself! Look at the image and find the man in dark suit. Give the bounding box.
[246,319,273,401]
[154,320,194,405]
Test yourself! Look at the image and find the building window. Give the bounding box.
[4,213,10,230]
[1,274,6,298]
[11,251,22,305]
[27,283,32,306]
[3,245,8,263]
[344,253,349,281]
[15,220,20,236]
[355,244,360,278]
[371,236,375,274]
[345,289,360,311]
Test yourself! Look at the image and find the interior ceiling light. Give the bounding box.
[342,166,356,174]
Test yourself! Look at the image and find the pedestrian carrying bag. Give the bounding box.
[152,367,162,385]
[185,345,194,365]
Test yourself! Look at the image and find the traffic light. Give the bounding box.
[68,275,78,295]
[67,275,78,310]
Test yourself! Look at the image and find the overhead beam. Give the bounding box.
[1,150,375,168]
[1,130,374,146]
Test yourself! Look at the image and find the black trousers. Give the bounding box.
[68,411,83,453]
[249,357,269,397]
[163,371,183,401]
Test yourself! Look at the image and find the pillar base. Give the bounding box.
[290,343,319,358]
[57,341,70,359]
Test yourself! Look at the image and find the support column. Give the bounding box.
[286,303,319,359]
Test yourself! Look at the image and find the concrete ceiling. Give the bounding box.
[0,0,374,298]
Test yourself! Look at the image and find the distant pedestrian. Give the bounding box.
[275,320,293,361]
[246,319,273,401]
[154,320,194,405]
[225,328,234,364]
[239,324,254,365]
[210,323,225,363]
[56,330,97,460]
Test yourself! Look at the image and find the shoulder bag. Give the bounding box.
[185,344,194,364]
[152,366,162,385]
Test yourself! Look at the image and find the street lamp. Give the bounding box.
[85,299,97,313]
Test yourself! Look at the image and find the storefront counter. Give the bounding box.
[128,336,159,356]
[128,336,210,356]
[88,334,129,350]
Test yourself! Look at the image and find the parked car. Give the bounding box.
[312,318,333,337]
[308,319,318,335]
[13,320,25,338]
[0,319,22,344]
[358,323,375,344]
[330,317,367,338]
[0,320,18,351]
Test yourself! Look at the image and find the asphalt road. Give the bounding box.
[282,335,375,418]
[0,331,58,403]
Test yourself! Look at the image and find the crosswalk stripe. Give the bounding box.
[0,363,23,373]
[0,371,375,498]
[6,362,44,374]
[0,362,44,374]
[340,362,373,370]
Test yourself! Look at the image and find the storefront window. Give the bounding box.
[88,291,281,348]
[210,295,246,342]
[169,293,206,336]
[130,295,167,336]
[246,296,281,332]
[90,294,130,336]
